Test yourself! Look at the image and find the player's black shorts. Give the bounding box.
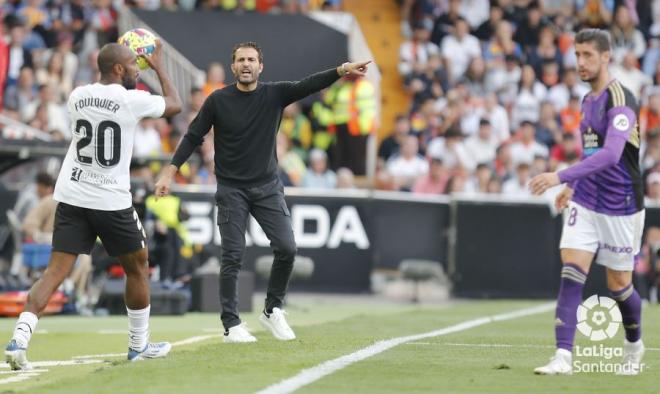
[52,202,147,257]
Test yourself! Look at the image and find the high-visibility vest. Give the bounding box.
[220,0,256,10]
[327,79,376,136]
[310,100,334,150]
[145,195,190,246]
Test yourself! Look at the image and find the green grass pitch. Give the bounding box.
[0,297,657,393]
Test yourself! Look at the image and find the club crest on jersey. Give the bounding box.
[71,167,83,182]
[613,114,629,131]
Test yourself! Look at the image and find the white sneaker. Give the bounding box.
[534,348,572,375]
[259,308,296,341]
[617,339,645,375]
[223,323,257,343]
[5,340,32,371]
[127,341,172,361]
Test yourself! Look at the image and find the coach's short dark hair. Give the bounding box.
[232,42,263,63]
[575,29,611,52]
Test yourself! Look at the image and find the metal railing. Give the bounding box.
[0,114,53,142]
[117,7,206,109]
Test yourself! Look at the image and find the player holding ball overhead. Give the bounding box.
[5,35,182,370]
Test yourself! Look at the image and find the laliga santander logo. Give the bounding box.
[576,295,622,341]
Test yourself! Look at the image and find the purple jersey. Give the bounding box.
[558,80,643,216]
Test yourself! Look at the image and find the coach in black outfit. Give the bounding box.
[155,42,370,342]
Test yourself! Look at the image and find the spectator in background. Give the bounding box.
[302,149,336,189]
[576,0,613,29]
[643,129,660,170]
[427,128,475,172]
[327,73,376,175]
[4,66,37,113]
[133,118,163,157]
[413,155,448,195]
[444,172,467,194]
[535,100,561,148]
[378,114,411,163]
[611,51,653,100]
[90,0,118,47]
[511,65,546,129]
[494,142,514,179]
[21,172,55,245]
[6,23,33,88]
[42,32,78,95]
[458,0,489,30]
[646,171,660,203]
[550,133,581,171]
[483,20,522,69]
[527,25,563,78]
[502,162,532,196]
[430,0,461,46]
[399,22,440,77]
[510,120,549,165]
[513,2,547,50]
[36,51,70,102]
[276,132,306,186]
[336,167,355,189]
[440,18,481,83]
[74,50,100,86]
[279,102,312,162]
[405,53,448,110]
[559,94,581,134]
[474,5,503,42]
[478,93,510,144]
[387,135,428,191]
[640,88,660,134]
[21,84,68,138]
[547,67,589,112]
[174,87,205,135]
[610,5,646,63]
[464,119,497,165]
[202,62,226,97]
[465,162,493,194]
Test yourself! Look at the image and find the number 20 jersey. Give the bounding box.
[54,83,165,211]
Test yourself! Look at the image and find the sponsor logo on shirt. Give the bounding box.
[598,242,633,254]
[69,168,118,186]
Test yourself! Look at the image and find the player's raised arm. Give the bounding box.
[278,61,371,106]
[142,39,182,117]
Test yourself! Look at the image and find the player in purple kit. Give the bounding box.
[530,29,645,375]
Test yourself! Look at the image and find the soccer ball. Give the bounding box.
[118,28,156,71]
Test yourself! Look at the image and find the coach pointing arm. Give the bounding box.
[154,60,371,197]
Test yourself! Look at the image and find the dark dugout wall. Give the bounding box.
[133,10,349,82]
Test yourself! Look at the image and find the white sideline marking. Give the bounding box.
[0,333,222,385]
[408,342,554,349]
[256,303,555,394]
[410,342,660,351]
[0,369,49,374]
[0,359,104,368]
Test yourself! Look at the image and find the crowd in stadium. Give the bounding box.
[3,0,659,202]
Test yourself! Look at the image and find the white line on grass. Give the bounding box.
[0,359,104,368]
[409,342,660,351]
[0,369,49,374]
[256,303,555,394]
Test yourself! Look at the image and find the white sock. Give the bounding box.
[126,305,150,351]
[12,312,38,348]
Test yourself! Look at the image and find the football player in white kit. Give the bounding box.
[5,41,182,370]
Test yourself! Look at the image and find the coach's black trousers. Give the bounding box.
[215,178,296,330]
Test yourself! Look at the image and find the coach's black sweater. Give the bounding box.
[171,68,341,188]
